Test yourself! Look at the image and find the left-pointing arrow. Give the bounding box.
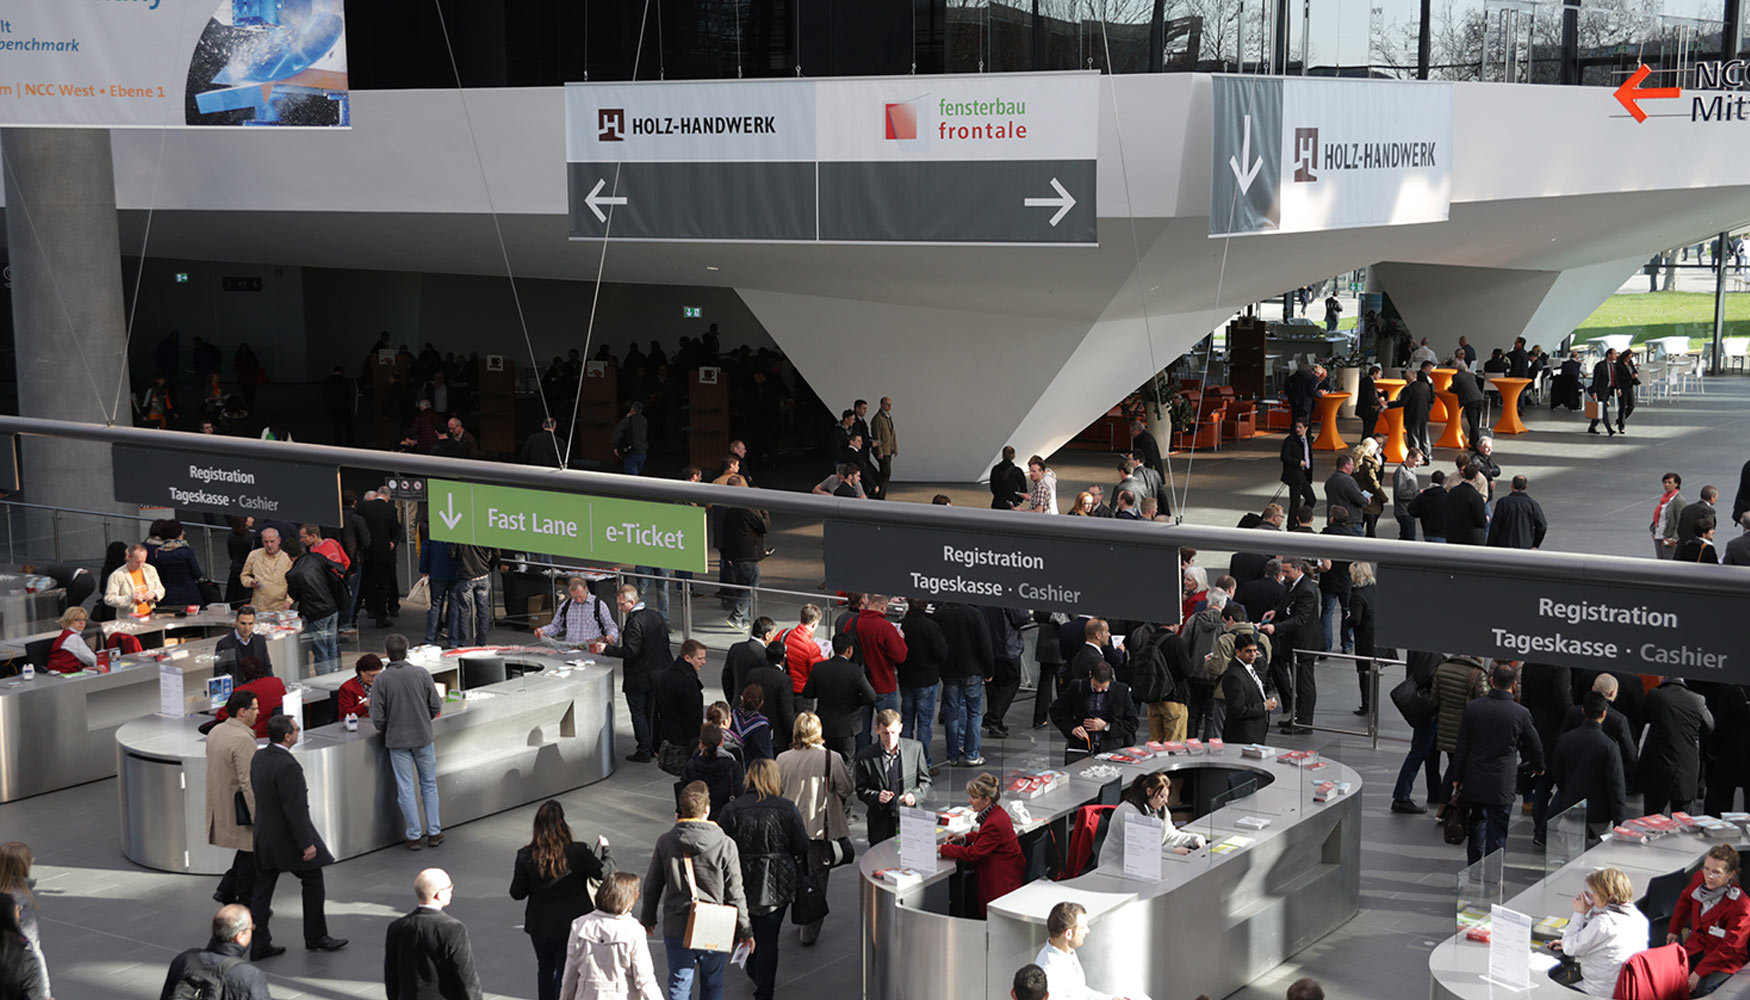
[1022,177,1077,227]
[585,178,629,223]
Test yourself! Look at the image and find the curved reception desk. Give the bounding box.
[861,749,1363,1000]
[115,647,617,874]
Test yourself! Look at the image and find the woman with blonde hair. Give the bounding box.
[44,606,95,674]
[1551,867,1646,995]
[775,713,852,945]
[720,759,809,999]
[1348,561,1378,717]
[0,842,48,999]
[1350,436,1386,537]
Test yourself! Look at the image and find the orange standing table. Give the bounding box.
[1368,379,1408,461]
[1429,368,1455,423]
[1488,377,1534,435]
[1311,392,1351,451]
[1433,386,1467,450]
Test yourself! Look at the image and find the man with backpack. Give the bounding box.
[1123,620,1191,742]
[160,904,271,1000]
[535,576,620,651]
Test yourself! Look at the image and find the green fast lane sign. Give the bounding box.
[427,479,707,574]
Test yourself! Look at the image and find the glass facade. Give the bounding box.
[342,0,1739,89]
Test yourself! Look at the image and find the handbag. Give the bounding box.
[1584,397,1601,420]
[790,872,829,925]
[403,576,432,611]
[658,742,692,777]
[819,748,856,868]
[1439,794,1469,846]
[680,855,738,953]
[233,790,252,827]
[1390,675,1437,729]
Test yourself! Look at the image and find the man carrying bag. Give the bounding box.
[643,781,752,1000]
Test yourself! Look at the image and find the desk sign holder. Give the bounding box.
[1486,904,1534,991]
[1123,815,1164,881]
[898,807,938,874]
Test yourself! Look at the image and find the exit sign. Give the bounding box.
[683,306,702,319]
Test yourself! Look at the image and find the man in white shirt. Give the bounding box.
[1034,901,1137,1000]
[1409,337,1438,368]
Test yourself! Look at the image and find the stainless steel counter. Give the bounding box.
[0,574,63,641]
[114,647,617,874]
[859,749,1364,1000]
[1428,830,1731,999]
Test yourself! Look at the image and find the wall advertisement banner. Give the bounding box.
[1210,77,1450,236]
[565,71,1098,245]
[0,0,349,129]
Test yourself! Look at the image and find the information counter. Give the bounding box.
[114,646,616,874]
[860,748,1363,1000]
[0,574,62,641]
[1428,829,1742,999]
[0,630,295,802]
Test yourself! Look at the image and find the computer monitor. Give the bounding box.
[459,654,506,691]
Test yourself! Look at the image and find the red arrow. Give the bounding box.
[1614,64,1682,123]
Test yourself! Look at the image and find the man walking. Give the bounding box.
[1279,421,1317,516]
[1390,364,1436,457]
[159,905,272,1000]
[1486,476,1548,549]
[643,782,752,1000]
[1450,362,1485,448]
[717,491,768,631]
[207,690,258,908]
[602,583,672,763]
[1449,662,1543,863]
[357,489,401,628]
[1642,675,1713,816]
[854,709,932,844]
[1323,455,1370,534]
[249,715,347,959]
[370,633,444,850]
[339,490,371,630]
[1588,347,1623,436]
[384,868,482,1000]
[1550,691,1629,842]
[853,594,907,753]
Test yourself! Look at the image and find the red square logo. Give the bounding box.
[884,102,916,140]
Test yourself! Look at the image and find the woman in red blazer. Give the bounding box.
[1668,844,1750,996]
[213,657,285,739]
[939,772,1025,918]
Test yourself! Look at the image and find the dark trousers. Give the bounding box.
[1618,395,1635,428]
[530,933,566,1000]
[1293,651,1317,725]
[1270,657,1296,718]
[625,687,657,755]
[1187,682,1221,739]
[1689,952,1732,996]
[1032,662,1061,727]
[825,735,855,763]
[215,849,256,906]
[251,865,328,952]
[875,456,893,501]
[749,908,785,1000]
[1704,773,1749,816]
[362,558,397,619]
[1406,419,1431,457]
[328,411,354,446]
[1643,789,1691,818]
[1396,513,1418,540]
[1392,723,1439,802]
[1466,803,1511,864]
[1531,769,1556,839]
[1286,475,1317,519]
[1461,401,1484,448]
[985,656,1020,731]
[1588,393,1617,431]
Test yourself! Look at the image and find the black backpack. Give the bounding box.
[1123,625,1177,704]
[167,950,242,1000]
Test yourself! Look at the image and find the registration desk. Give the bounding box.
[1428,830,1749,999]
[114,646,616,874]
[0,574,62,641]
[861,749,1363,1000]
[0,629,297,802]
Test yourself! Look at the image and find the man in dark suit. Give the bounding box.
[1486,476,1547,549]
[1220,636,1277,745]
[1450,663,1544,864]
[1506,337,1530,379]
[1228,505,1285,585]
[1725,512,1750,566]
[722,618,776,705]
[1641,675,1714,816]
[1129,418,1164,481]
[1285,363,1325,427]
[1388,364,1435,456]
[1260,560,1319,734]
[518,417,567,468]
[802,632,876,761]
[1677,485,1719,549]
[1050,663,1139,754]
[215,606,275,678]
[1235,558,1287,626]
[656,640,707,760]
[1279,421,1317,516]
[602,583,672,763]
[1058,616,1123,681]
[248,715,346,959]
[1560,673,1639,784]
[853,709,932,844]
[1063,618,1115,687]
[989,446,1028,510]
[1444,468,1489,546]
[745,644,797,754]
[383,868,482,1000]
[1449,362,1485,448]
[1550,691,1628,841]
[357,490,401,627]
[1588,347,1622,436]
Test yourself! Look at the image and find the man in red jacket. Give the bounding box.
[853,595,907,754]
[1668,844,1750,996]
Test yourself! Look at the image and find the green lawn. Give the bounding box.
[1573,291,1750,350]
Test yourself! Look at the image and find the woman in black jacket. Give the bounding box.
[148,520,206,608]
[680,725,745,818]
[1347,562,1377,716]
[224,516,257,605]
[0,893,45,1000]
[719,759,810,1000]
[509,799,612,1000]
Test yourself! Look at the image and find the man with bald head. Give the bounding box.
[160,904,271,1000]
[384,867,481,1000]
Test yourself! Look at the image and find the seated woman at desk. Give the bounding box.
[1097,771,1206,872]
[1667,844,1750,997]
[213,657,285,739]
[337,654,383,720]
[1549,867,1646,996]
[938,773,1024,919]
[44,608,96,674]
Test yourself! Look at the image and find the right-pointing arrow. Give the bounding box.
[439,491,464,531]
[1022,177,1077,227]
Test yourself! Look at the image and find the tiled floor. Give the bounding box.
[7,376,1747,999]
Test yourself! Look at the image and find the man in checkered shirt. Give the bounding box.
[535,576,620,650]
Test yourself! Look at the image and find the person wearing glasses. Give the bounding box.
[385,868,482,1000]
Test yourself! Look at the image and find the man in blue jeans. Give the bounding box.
[934,600,992,768]
[642,781,751,1000]
[612,401,649,476]
[452,544,497,646]
[369,633,444,850]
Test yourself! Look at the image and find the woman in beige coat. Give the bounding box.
[559,872,659,1000]
[205,690,259,906]
[775,712,853,946]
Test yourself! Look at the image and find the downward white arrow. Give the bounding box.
[439,492,463,531]
[1022,177,1077,227]
[1229,114,1264,194]
[584,178,629,223]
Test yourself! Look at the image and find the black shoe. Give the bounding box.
[1617,426,1627,435]
[374,619,392,629]
[1607,428,1616,436]
[1532,836,1547,849]
[1281,724,1313,735]
[306,936,348,952]
[213,891,234,905]
[251,945,286,961]
[627,751,653,763]
[1391,799,1428,814]
[1587,425,1599,434]
[1353,706,1369,716]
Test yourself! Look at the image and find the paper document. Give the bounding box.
[897,807,938,875]
[1487,904,1533,991]
[1123,814,1164,881]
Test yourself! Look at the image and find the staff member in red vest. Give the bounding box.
[45,607,96,674]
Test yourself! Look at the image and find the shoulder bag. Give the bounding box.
[821,747,856,868]
[790,865,830,925]
[1390,674,1438,729]
[681,854,738,953]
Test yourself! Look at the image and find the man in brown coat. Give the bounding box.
[207,689,259,907]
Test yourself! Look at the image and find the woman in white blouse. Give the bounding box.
[1551,867,1648,996]
[1097,770,1207,872]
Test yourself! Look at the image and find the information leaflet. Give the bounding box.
[1486,904,1533,991]
[1122,814,1163,882]
[897,807,939,875]
[158,664,184,718]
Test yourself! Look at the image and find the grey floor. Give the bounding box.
[7,375,1749,1000]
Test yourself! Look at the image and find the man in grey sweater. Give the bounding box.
[370,633,444,850]
[643,781,751,1000]
[1392,448,1422,541]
